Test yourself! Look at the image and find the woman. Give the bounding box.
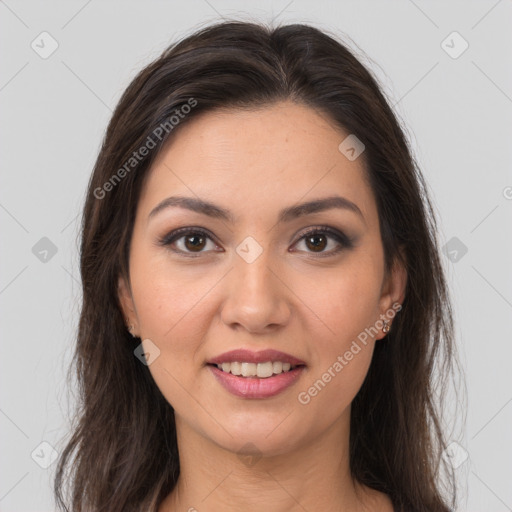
[54,20,459,512]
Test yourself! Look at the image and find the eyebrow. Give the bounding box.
[148,195,365,225]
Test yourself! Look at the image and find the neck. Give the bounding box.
[159,410,382,512]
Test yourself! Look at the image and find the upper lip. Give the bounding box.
[207,349,306,366]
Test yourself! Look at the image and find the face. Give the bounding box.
[118,100,406,457]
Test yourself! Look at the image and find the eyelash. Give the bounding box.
[158,226,354,258]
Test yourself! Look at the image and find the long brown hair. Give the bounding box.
[54,20,460,512]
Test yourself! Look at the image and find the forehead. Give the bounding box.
[137,101,377,226]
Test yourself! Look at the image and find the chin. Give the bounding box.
[221,431,301,460]
[204,414,308,458]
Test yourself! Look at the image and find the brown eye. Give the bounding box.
[159,228,221,257]
[304,233,328,252]
[292,227,353,257]
[183,233,207,252]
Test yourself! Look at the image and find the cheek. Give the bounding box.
[130,248,219,348]
[298,275,378,416]
[297,342,374,427]
[130,257,214,412]
[293,255,381,406]
[300,256,383,343]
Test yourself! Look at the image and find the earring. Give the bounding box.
[128,324,136,338]
[382,320,390,333]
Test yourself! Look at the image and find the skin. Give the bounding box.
[118,100,407,512]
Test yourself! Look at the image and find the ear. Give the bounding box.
[376,247,407,339]
[118,274,138,333]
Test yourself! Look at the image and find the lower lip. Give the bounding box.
[207,364,305,399]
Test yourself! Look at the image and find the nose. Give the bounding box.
[220,252,291,334]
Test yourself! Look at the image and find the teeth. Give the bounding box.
[257,361,273,378]
[241,362,257,377]
[214,361,298,378]
[230,361,241,376]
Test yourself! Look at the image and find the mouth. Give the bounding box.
[207,361,304,378]
[206,349,307,399]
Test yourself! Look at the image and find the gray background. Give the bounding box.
[1,1,511,510]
